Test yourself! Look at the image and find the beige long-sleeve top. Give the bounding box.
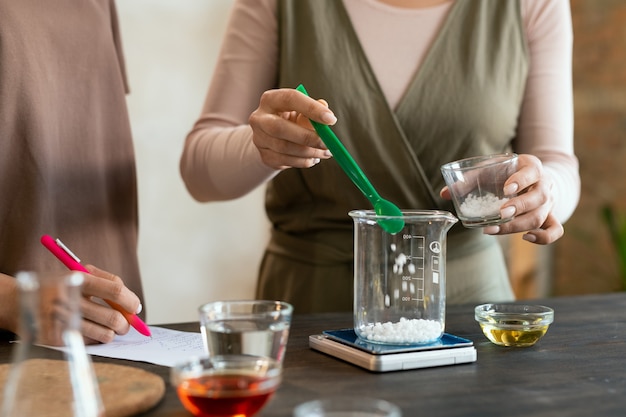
[181,0,579,223]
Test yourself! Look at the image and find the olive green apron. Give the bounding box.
[257,0,528,313]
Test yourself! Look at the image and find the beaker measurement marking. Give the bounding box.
[401,275,423,282]
[401,292,425,302]
[400,275,424,302]
[403,234,425,247]
[393,236,427,303]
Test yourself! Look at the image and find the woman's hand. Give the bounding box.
[79,265,143,344]
[249,88,335,170]
[441,154,564,244]
[5,267,143,346]
[485,154,563,244]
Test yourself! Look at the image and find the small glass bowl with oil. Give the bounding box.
[474,303,554,347]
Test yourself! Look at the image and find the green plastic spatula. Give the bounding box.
[296,84,404,234]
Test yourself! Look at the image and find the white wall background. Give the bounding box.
[116,1,270,325]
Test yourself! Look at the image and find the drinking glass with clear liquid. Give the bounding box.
[198,300,293,362]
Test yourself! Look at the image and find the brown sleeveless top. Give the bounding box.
[257,0,527,312]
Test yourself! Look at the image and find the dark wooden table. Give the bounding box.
[2,292,626,417]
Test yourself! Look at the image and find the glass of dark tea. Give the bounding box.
[171,355,281,417]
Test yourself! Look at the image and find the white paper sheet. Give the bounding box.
[87,326,205,367]
[42,326,206,367]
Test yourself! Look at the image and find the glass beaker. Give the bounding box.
[0,271,104,417]
[350,210,458,345]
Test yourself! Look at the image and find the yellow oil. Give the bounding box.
[479,318,549,347]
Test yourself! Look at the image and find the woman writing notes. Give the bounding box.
[180,0,580,313]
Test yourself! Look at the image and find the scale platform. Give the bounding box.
[309,328,477,373]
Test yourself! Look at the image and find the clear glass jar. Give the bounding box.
[350,210,457,345]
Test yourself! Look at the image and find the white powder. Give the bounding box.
[359,317,442,344]
[460,192,508,218]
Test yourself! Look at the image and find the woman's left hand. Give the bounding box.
[441,154,564,244]
[485,154,563,244]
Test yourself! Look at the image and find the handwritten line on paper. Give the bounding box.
[41,326,206,367]
[84,326,206,367]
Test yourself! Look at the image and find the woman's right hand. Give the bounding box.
[2,268,143,346]
[79,265,144,345]
[249,88,336,170]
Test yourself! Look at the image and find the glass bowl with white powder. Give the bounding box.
[440,153,519,228]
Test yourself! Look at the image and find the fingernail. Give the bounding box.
[504,183,518,195]
[324,150,333,158]
[500,206,516,219]
[483,226,500,235]
[321,111,337,125]
[523,233,537,243]
[312,158,321,165]
[135,304,143,315]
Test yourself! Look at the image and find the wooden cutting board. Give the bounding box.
[0,358,166,417]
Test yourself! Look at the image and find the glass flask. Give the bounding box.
[350,210,458,345]
[0,271,104,417]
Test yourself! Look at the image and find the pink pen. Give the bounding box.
[40,234,151,337]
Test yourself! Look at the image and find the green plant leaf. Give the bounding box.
[601,204,626,290]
